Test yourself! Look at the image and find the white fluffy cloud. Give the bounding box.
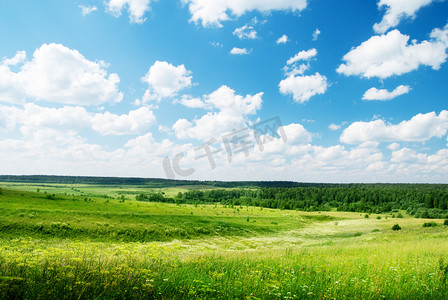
[286,48,317,65]
[0,43,123,106]
[0,104,91,149]
[390,147,429,164]
[248,123,312,158]
[282,123,312,144]
[173,85,262,140]
[328,124,341,131]
[276,34,289,44]
[337,24,448,79]
[282,49,317,76]
[79,5,97,16]
[2,51,26,66]
[279,73,327,103]
[0,103,155,136]
[91,107,156,135]
[283,142,387,180]
[230,47,250,55]
[175,95,207,109]
[340,110,448,144]
[124,132,179,156]
[374,0,434,34]
[183,0,307,27]
[387,142,400,150]
[19,104,90,131]
[362,85,411,101]
[233,25,257,39]
[141,61,192,102]
[280,49,327,103]
[105,0,151,24]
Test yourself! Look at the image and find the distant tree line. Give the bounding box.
[137,185,448,219]
[0,175,304,188]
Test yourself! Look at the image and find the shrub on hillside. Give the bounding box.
[422,222,437,227]
[392,224,401,231]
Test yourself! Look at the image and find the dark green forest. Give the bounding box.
[0,175,304,188]
[139,185,448,219]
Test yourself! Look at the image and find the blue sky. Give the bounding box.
[0,0,447,182]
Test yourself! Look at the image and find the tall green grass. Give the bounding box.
[0,189,308,242]
[1,236,448,299]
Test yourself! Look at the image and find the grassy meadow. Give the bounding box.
[1,183,448,299]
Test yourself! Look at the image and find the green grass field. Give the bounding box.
[1,185,448,299]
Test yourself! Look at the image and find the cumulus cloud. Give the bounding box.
[312,28,320,41]
[286,48,317,65]
[79,5,97,16]
[140,61,192,102]
[261,123,312,151]
[390,147,442,166]
[173,85,262,140]
[125,132,176,156]
[362,85,411,101]
[279,73,327,103]
[276,34,289,44]
[279,48,327,103]
[19,104,90,131]
[0,43,123,106]
[0,104,90,149]
[340,110,448,144]
[329,124,341,131]
[0,103,183,178]
[374,0,434,34]
[285,64,310,76]
[282,48,317,76]
[0,103,155,136]
[233,25,257,39]
[0,128,128,176]
[337,24,448,79]
[230,47,250,55]
[2,51,26,66]
[282,123,312,144]
[105,0,151,24]
[183,0,307,27]
[387,142,400,150]
[240,123,313,160]
[285,143,386,179]
[91,107,156,135]
[175,95,207,109]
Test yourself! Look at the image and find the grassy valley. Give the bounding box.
[1,178,448,299]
